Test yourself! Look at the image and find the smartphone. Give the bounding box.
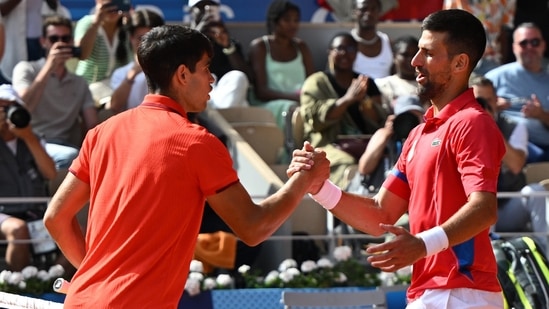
[71,46,81,58]
[110,0,131,12]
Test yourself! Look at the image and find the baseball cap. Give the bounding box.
[394,95,424,116]
[188,0,220,8]
[0,84,23,104]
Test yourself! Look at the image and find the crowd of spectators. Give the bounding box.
[0,0,548,276]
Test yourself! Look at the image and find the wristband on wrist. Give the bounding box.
[125,77,134,84]
[308,180,342,210]
[416,226,449,257]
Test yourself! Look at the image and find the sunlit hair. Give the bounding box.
[42,15,73,37]
[125,9,165,36]
[138,25,213,92]
[266,0,300,34]
[422,9,486,72]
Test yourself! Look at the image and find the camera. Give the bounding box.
[5,103,31,128]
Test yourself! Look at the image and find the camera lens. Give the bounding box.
[6,104,31,128]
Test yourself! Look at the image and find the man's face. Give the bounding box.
[394,42,419,80]
[354,0,381,30]
[513,27,546,71]
[411,30,453,102]
[42,25,73,57]
[185,53,215,113]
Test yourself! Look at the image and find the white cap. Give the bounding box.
[0,84,23,104]
[394,95,424,116]
[188,0,220,8]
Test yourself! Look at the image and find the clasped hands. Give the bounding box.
[286,141,330,195]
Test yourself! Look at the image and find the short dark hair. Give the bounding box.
[266,0,300,34]
[392,35,419,54]
[138,25,213,92]
[125,9,165,36]
[42,15,73,37]
[329,32,357,48]
[422,9,486,72]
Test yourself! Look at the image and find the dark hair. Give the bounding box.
[392,35,419,54]
[469,76,494,112]
[329,32,357,48]
[42,15,73,37]
[125,9,165,36]
[422,9,486,72]
[266,0,300,34]
[138,25,213,92]
[470,75,494,88]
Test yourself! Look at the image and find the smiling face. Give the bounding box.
[513,26,546,72]
[411,30,454,103]
[328,35,358,72]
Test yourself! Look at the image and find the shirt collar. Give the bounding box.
[422,88,476,132]
[141,94,187,117]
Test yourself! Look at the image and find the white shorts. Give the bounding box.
[406,288,504,309]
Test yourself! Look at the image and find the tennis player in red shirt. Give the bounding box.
[290,9,505,308]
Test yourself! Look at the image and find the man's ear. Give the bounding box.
[175,64,188,85]
[453,53,469,73]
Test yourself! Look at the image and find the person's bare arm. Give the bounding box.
[502,139,526,174]
[11,125,56,180]
[76,1,111,59]
[207,148,330,246]
[297,40,315,77]
[367,191,498,272]
[43,173,89,268]
[0,0,22,16]
[81,106,99,130]
[358,117,394,175]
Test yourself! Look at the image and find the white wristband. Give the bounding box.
[417,226,449,257]
[308,180,342,210]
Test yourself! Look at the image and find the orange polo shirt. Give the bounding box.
[65,95,238,308]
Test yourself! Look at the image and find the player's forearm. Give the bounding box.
[45,216,86,269]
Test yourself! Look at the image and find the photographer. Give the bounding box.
[0,84,56,271]
[348,95,425,194]
[12,15,98,170]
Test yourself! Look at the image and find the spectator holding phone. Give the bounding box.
[74,0,132,105]
[12,15,98,170]
[109,9,164,113]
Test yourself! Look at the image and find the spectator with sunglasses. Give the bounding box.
[485,22,549,163]
[12,15,98,170]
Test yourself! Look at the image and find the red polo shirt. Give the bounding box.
[383,89,505,300]
[65,95,238,308]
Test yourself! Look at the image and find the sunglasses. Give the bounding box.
[518,38,541,48]
[48,35,72,44]
[331,46,358,54]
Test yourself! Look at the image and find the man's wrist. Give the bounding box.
[417,226,449,257]
[308,180,342,210]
